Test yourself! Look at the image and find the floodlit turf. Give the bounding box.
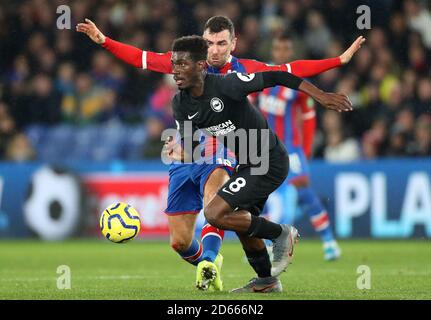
[0,239,430,300]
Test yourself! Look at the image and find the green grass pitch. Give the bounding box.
[0,239,430,300]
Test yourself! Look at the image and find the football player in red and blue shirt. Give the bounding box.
[255,32,365,260]
[77,15,362,288]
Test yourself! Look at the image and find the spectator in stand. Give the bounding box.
[4,133,36,162]
[141,111,168,159]
[386,125,410,157]
[317,110,361,163]
[61,73,113,124]
[401,69,418,103]
[404,0,431,49]
[147,74,176,124]
[16,73,62,127]
[394,108,416,139]
[362,118,389,159]
[0,102,16,159]
[304,10,332,58]
[388,11,411,66]
[408,115,431,156]
[415,77,431,116]
[407,33,429,74]
[55,62,76,95]
[324,129,361,163]
[0,0,430,161]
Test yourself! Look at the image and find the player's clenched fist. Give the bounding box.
[76,18,106,44]
[162,136,184,161]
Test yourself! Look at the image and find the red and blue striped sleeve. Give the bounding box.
[238,57,341,78]
[102,37,173,74]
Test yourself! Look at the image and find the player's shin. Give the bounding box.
[172,238,204,266]
[201,222,224,262]
[297,187,335,242]
[297,187,340,260]
[244,247,272,278]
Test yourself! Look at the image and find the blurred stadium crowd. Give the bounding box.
[0,0,431,162]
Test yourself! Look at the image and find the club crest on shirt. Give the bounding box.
[236,73,255,82]
[210,97,224,112]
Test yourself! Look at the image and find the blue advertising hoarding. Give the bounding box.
[0,158,430,239]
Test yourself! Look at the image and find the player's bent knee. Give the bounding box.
[170,236,193,253]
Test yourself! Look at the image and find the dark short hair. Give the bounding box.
[275,30,293,42]
[172,35,208,62]
[204,16,235,38]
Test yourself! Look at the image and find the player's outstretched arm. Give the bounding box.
[244,36,365,78]
[290,35,366,76]
[76,18,172,73]
[242,58,341,78]
[76,18,141,68]
[225,72,352,112]
[286,35,365,77]
[260,72,353,112]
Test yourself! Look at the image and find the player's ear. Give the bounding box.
[231,36,237,52]
[197,60,206,71]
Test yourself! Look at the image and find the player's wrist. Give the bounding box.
[298,81,324,103]
[98,34,107,45]
[339,54,347,65]
[316,91,331,106]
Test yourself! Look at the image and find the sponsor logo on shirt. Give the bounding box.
[205,120,236,136]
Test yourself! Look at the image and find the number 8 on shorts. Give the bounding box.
[229,177,246,193]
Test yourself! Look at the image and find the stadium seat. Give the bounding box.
[26,122,150,161]
[122,125,148,160]
[25,125,47,151]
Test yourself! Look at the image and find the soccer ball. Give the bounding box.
[100,202,141,243]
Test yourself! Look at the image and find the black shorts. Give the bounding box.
[217,143,289,216]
